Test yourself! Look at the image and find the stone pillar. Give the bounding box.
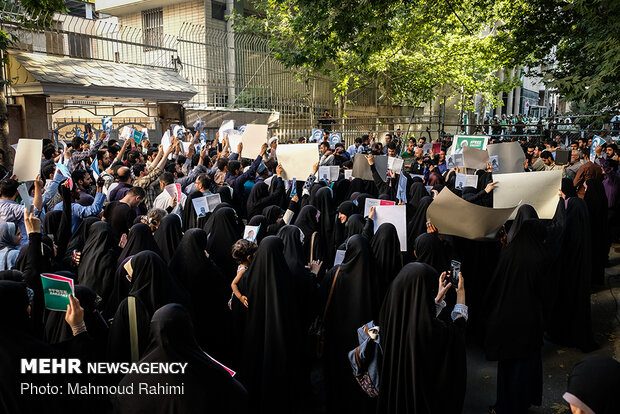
[506,68,515,115]
[496,69,504,118]
[513,66,522,115]
[14,95,48,138]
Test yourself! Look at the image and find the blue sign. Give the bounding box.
[101,117,113,135]
[312,129,323,142]
[329,132,342,146]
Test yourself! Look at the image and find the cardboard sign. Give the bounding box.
[192,197,209,218]
[241,124,268,158]
[492,170,563,219]
[555,150,570,165]
[318,165,339,181]
[101,117,113,135]
[462,146,490,170]
[451,135,489,154]
[373,205,407,251]
[41,273,75,311]
[590,136,605,161]
[445,153,464,169]
[91,157,100,180]
[427,187,517,240]
[352,153,388,181]
[13,139,43,181]
[487,142,526,173]
[131,129,143,144]
[244,225,260,243]
[454,173,478,190]
[432,142,442,154]
[387,156,404,174]
[277,143,319,181]
[364,198,396,218]
[344,169,353,180]
[193,116,205,132]
[120,126,132,139]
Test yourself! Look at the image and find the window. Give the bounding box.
[212,2,226,21]
[142,8,163,51]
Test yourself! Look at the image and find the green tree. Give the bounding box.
[497,0,620,118]
[235,0,521,119]
[0,0,65,168]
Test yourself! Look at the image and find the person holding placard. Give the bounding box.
[226,143,268,218]
[0,176,43,246]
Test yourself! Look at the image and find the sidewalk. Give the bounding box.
[463,245,620,414]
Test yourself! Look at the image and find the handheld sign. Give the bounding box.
[334,249,346,266]
[13,139,43,181]
[329,132,342,146]
[364,198,395,217]
[16,183,32,211]
[244,225,260,243]
[312,129,324,142]
[41,273,75,311]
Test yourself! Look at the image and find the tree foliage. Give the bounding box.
[492,0,620,114]
[235,0,523,111]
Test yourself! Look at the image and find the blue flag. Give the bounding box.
[397,172,408,203]
[91,156,100,179]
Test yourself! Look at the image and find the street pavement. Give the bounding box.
[463,245,620,414]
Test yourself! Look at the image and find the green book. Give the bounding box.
[40,273,75,311]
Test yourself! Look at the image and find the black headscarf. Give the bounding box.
[564,355,620,414]
[78,221,118,304]
[247,214,268,244]
[247,182,271,219]
[506,204,539,244]
[63,216,99,268]
[561,177,577,198]
[484,219,547,361]
[370,222,403,296]
[114,304,248,414]
[312,186,336,257]
[407,182,428,219]
[168,229,230,362]
[237,236,301,412]
[407,196,433,258]
[107,251,190,363]
[205,207,242,282]
[116,223,162,268]
[414,233,450,275]
[42,210,62,241]
[377,263,467,414]
[294,204,325,263]
[320,234,381,413]
[332,178,351,206]
[262,205,285,236]
[181,190,209,231]
[153,213,183,264]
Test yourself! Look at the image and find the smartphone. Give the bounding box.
[449,260,461,287]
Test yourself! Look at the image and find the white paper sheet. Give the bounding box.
[13,139,43,181]
[241,124,268,158]
[277,143,319,181]
[374,205,407,251]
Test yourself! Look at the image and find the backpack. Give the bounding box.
[348,321,382,397]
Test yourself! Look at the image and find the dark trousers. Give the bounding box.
[494,350,543,414]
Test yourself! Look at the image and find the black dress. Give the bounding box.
[377,263,467,414]
[114,304,248,414]
[154,213,183,263]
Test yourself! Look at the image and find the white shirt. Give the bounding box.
[152,189,186,216]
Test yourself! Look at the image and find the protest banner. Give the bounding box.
[277,143,319,180]
[318,165,339,181]
[352,153,387,181]
[387,156,404,174]
[13,139,42,181]
[493,170,563,219]
[373,205,407,251]
[427,187,517,240]
[450,135,489,154]
[40,273,75,311]
[241,124,268,158]
[364,198,395,217]
[487,142,526,173]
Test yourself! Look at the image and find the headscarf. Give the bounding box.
[377,263,466,414]
[563,355,620,414]
[116,223,162,268]
[414,233,450,275]
[205,207,242,281]
[168,229,230,360]
[114,304,248,414]
[78,221,118,303]
[63,216,99,267]
[246,182,271,219]
[407,196,433,255]
[0,222,19,271]
[584,178,610,285]
[561,177,577,198]
[370,222,403,294]
[312,186,336,256]
[294,205,325,263]
[153,213,183,263]
[506,204,539,244]
[247,214,268,244]
[42,210,62,242]
[344,214,366,240]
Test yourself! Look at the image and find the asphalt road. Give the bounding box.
[463,246,620,414]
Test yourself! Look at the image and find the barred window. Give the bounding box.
[142,8,163,51]
[212,2,226,21]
